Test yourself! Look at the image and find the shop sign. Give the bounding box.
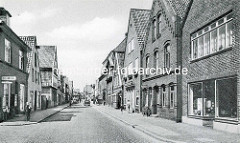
[2,76,17,81]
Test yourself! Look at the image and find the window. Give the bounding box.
[19,50,24,70]
[5,39,11,63]
[35,53,37,67]
[19,84,25,111]
[203,80,215,117]
[188,83,202,116]
[162,85,167,107]
[152,19,157,41]
[38,73,41,85]
[35,71,38,83]
[128,62,133,75]
[164,44,170,68]
[32,69,34,82]
[154,51,159,69]
[146,56,150,76]
[127,39,134,53]
[188,77,236,118]
[146,56,150,68]
[2,83,11,109]
[170,86,175,108]
[191,13,233,60]
[158,14,162,35]
[216,77,237,118]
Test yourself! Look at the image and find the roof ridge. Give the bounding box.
[130,8,151,12]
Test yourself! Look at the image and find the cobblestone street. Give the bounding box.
[0,103,158,143]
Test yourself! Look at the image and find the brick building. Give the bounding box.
[19,36,42,111]
[142,0,191,121]
[0,8,30,121]
[182,0,240,133]
[38,46,59,108]
[123,9,150,113]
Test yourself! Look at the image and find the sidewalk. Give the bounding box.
[93,105,240,143]
[0,104,69,126]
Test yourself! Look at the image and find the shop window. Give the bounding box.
[2,83,11,109]
[188,83,202,116]
[203,80,215,117]
[191,13,233,60]
[5,39,11,63]
[217,77,237,118]
[19,84,25,111]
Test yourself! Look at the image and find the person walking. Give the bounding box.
[25,102,32,121]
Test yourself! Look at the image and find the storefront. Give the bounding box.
[184,76,238,130]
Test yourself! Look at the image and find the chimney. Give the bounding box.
[0,7,12,26]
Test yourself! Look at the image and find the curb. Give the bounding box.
[94,106,186,143]
[0,105,69,126]
[37,105,69,123]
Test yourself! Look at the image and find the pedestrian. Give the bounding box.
[25,102,31,121]
[120,105,124,114]
[69,100,72,107]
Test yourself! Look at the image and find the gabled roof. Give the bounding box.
[129,8,151,47]
[38,45,57,68]
[113,37,127,53]
[164,0,192,20]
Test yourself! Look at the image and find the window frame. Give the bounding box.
[19,50,24,70]
[152,19,157,42]
[154,51,159,70]
[5,39,11,63]
[157,14,162,37]
[164,44,170,68]
[191,13,233,60]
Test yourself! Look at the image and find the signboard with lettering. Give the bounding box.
[19,36,37,49]
[2,76,17,81]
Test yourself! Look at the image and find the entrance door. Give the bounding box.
[34,91,37,110]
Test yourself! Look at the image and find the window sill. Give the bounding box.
[190,47,232,63]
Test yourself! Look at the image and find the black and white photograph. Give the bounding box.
[0,0,240,142]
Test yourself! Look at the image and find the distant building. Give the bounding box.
[19,36,42,111]
[38,46,59,108]
[0,7,30,121]
[101,38,127,108]
[83,85,93,99]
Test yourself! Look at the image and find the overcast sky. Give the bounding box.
[1,0,152,91]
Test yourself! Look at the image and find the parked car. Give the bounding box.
[84,100,90,106]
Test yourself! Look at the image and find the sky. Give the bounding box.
[1,0,152,91]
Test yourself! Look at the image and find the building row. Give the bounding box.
[96,0,240,134]
[0,7,74,121]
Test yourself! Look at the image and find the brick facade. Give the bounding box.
[0,22,29,121]
[182,0,240,133]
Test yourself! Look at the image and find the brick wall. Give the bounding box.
[182,0,240,117]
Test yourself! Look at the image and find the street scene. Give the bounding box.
[1,0,240,142]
